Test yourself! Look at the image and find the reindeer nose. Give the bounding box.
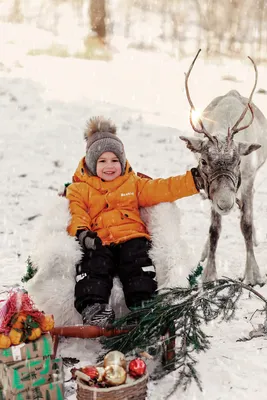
[217,199,234,211]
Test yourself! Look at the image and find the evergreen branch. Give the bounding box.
[222,276,267,304]
[100,277,267,395]
[21,256,37,283]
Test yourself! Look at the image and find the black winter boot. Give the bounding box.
[81,303,115,327]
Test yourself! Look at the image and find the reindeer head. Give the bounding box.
[180,50,261,215]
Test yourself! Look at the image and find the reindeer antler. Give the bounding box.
[185,49,216,144]
[230,56,257,136]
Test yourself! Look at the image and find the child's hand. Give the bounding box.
[77,230,102,250]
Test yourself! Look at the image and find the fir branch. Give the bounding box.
[223,276,267,305]
[21,256,37,283]
[100,277,267,395]
[187,264,203,287]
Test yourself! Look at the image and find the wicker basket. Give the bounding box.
[76,371,148,400]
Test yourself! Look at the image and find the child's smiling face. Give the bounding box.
[96,152,122,181]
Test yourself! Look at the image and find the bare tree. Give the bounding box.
[124,1,132,38]
[226,0,240,54]
[170,0,188,58]
[72,0,84,25]
[256,0,265,61]
[8,0,24,23]
[89,0,106,40]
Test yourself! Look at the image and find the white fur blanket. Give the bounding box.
[25,196,194,326]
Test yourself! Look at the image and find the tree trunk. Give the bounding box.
[124,3,131,38]
[9,0,24,23]
[160,1,168,40]
[89,0,106,40]
[257,0,265,61]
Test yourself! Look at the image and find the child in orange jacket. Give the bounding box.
[66,116,203,327]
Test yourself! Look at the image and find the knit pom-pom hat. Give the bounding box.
[84,116,126,176]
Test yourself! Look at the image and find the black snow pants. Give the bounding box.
[74,237,157,314]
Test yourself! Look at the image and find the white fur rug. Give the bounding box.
[25,196,194,326]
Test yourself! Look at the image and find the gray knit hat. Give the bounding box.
[84,116,126,176]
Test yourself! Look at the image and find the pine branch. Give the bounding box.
[21,256,37,283]
[100,277,267,395]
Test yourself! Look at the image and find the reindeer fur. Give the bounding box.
[181,90,267,286]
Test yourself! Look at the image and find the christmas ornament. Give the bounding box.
[81,366,99,380]
[103,350,127,370]
[96,367,105,382]
[104,365,127,386]
[75,369,95,386]
[128,358,146,378]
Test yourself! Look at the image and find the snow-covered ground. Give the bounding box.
[1,23,267,399]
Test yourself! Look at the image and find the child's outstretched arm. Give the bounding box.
[137,170,199,207]
[66,183,92,236]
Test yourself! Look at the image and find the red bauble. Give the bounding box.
[128,358,146,378]
[81,366,99,380]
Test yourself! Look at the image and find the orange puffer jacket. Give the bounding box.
[66,158,198,245]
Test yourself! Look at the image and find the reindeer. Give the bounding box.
[180,49,267,286]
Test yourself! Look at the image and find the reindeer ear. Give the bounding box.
[237,141,261,156]
[179,136,203,153]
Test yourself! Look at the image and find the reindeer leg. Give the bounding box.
[252,187,259,247]
[252,224,259,247]
[200,238,209,262]
[237,196,258,246]
[202,209,221,282]
[240,180,265,286]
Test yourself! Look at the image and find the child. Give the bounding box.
[66,116,203,327]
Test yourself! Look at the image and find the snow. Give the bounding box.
[1,22,267,400]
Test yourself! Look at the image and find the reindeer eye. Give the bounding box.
[237,160,241,166]
[201,159,207,166]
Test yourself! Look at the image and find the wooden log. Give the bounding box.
[51,324,134,339]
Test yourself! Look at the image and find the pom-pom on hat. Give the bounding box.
[84,116,126,176]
